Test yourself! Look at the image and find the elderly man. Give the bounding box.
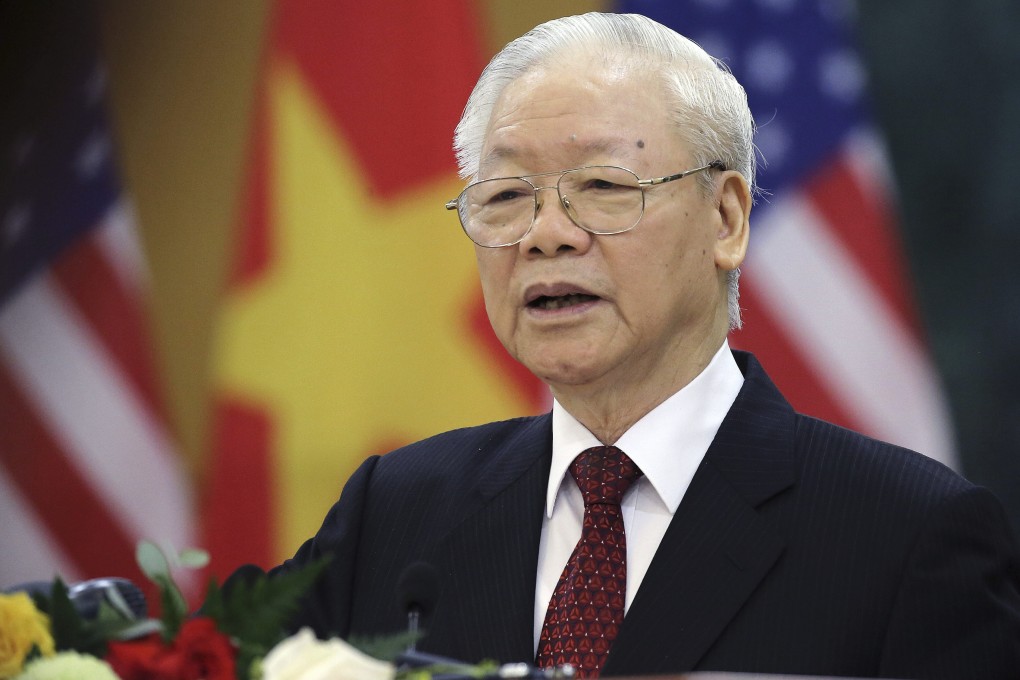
[269,12,1020,679]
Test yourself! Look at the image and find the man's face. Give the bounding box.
[474,56,748,399]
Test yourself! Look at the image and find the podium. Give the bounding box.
[689,675,870,679]
[619,675,881,680]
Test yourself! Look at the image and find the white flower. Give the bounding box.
[262,628,395,680]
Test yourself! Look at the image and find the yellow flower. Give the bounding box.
[0,592,55,679]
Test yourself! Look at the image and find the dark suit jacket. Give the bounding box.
[273,351,1020,678]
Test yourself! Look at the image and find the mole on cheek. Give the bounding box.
[636,139,645,149]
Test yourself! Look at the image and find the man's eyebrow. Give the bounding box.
[478,146,518,174]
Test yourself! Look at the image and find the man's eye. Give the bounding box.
[586,178,624,190]
[487,189,528,203]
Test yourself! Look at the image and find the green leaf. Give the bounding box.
[24,644,44,665]
[217,557,329,645]
[209,556,330,679]
[234,638,271,680]
[110,618,163,640]
[178,548,210,569]
[134,541,191,641]
[97,585,137,622]
[394,660,500,680]
[247,656,265,680]
[201,579,225,622]
[44,578,85,652]
[136,541,171,582]
[348,630,422,663]
[156,574,188,641]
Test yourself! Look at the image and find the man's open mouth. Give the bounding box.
[528,293,600,310]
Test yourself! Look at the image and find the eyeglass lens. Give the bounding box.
[458,166,644,247]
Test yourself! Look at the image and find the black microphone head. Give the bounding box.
[2,581,55,597]
[397,561,439,617]
[69,578,147,620]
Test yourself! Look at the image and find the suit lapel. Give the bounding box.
[604,352,797,676]
[423,415,553,665]
[420,352,797,672]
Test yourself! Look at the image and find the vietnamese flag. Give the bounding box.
[202,2,546,577]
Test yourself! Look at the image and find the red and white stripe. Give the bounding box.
[0,202,195,588]
[740,130,956,468]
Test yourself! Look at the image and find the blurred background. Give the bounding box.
[2,0,1018,603]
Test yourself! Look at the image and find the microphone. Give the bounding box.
[392,562,574,679]
[397,561,439,652]
[396,651,576,679]
[3,577,147,620]
[69,577,147,620]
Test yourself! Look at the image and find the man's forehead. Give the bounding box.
[479,137,642,174]
[474,58,677,174]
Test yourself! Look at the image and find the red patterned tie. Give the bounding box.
[536,445,644,677]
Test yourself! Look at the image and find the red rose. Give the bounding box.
[106,634,176,679]
[106,617,236,680]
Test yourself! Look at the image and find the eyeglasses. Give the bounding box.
[445,161,724,248]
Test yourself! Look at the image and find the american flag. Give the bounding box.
[0,7,195,592]
[619,0,956,467]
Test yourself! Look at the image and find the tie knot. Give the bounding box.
[569,445,643,506]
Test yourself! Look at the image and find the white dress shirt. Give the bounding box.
[533,341,745,650]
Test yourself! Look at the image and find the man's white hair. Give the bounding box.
[452,12,756,330]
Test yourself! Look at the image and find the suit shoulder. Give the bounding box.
[792,412,971,503]
[371,413,550,478]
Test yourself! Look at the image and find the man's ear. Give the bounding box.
[714,171,751,271]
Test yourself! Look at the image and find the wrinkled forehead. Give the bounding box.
[477,55,681,175]
[485,45,663,123]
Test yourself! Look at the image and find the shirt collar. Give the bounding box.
[547,341,744,517]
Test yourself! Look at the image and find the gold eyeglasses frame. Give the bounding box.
[445,160,725,248]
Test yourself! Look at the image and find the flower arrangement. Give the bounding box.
[0,543,494,680]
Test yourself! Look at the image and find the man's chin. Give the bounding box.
[525,356,609,391]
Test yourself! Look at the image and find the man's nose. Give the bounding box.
[519,186,593,257]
